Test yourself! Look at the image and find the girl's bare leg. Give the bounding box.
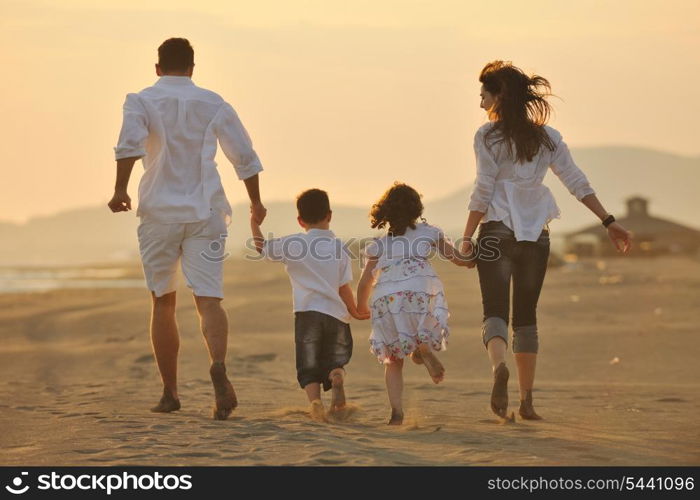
[385,358,404,425]
[417,343,445,384]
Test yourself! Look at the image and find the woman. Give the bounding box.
[460,61,632,420]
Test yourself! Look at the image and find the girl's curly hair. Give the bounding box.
[370,182,424,236]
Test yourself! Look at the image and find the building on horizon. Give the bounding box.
[564,196,700,257]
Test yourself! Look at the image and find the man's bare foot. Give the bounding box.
[491,362,509,419]
[329,371,346,413]
[150,388,180,413]
[310,399,326,422]
[388,408,404,425]
[418,345,444,384]
[210,361,237,420]
[519,389,543,420]
[410,350,424,365]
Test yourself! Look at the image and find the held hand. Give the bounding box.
[355,305,371,320]
[108,191,131,213]
[460,239,477,268]
[250,202,267,225]
[350,308,370,321]
[607,222,632,254]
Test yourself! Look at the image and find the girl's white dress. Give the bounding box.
[364,222,450,363]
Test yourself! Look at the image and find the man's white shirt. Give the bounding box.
[115,76,263,223]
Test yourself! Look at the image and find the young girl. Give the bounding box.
[357,182,469,425]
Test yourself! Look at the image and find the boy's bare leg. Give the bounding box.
[304,383,325,422]
[150,291,181,412]
[329,368,346,412]
[194,295,237,420]
[385,358,404,425]
[417,343,445,384]
[304,382,321,403]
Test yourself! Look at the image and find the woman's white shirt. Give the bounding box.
[467,123,595,241]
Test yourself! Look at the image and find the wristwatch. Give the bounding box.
[602,214,616,228]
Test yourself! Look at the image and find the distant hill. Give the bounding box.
[1,147,698,266]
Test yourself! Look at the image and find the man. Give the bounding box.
[109,38,266,420]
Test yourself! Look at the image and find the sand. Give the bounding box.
[1,255,699,466]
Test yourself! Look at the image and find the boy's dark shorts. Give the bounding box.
[294,311,353,391]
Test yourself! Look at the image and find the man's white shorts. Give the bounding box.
[137,211,229,298]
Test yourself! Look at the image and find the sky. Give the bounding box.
[1,0,699,223]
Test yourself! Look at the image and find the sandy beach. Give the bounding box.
[1,255,699,466]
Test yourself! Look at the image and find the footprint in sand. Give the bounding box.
[134,354,153,363]
[149,423,174,431]
[656,397,687,403]
[239,353,277,363]
[171,451,221,458]
[579,454,612,462]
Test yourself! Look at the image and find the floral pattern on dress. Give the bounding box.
[368,289,450,363]
[375,257,437,285]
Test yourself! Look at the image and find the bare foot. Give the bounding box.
[210,361,237,420]
[519,390,543,420]
[150,388,180,413]
[329,371,346,413]
[388,408,404,425]
[418,345,444,384]
[310,399,326,422]
[491,362,509,419]
[410,350,424,365]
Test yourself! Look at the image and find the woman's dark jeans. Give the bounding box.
[475,221,550,353]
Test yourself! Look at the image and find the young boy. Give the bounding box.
[251,189,368,421]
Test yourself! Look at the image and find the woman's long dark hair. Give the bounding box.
[370,182,424,236]
[479,60,556,163]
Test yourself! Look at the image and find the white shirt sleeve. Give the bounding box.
[114,93,148,160]
[468,130,500,212]
[549,135,596,201]
[214,103,264,180]
[339,246,353,286]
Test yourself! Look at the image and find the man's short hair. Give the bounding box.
[296,189,331,224]
[158,38,194,72]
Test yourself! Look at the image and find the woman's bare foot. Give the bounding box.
[150,388,180,413]
[388,408,404,425]
[410,350,424,365]
[519,389,543,420]
[329,371,346,413]
[210,361,237,420]
[418,345,444,384]
[310,399,326,422]
[491,362,509,419]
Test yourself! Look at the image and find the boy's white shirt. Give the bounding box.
[261,228,353,324]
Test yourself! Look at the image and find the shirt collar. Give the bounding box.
[155,76,195,86]
[306,228,335,237]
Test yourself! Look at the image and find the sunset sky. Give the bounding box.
[1,0,699,223]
